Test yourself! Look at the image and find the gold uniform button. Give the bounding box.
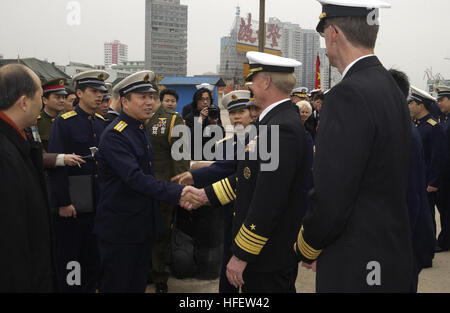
[140,124,144,130]
[93,133,97,138]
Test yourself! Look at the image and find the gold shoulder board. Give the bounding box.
[114,121,128,132]
[61,111,77,120]
[427,119,437,126]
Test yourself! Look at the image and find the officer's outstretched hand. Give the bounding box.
[180,186,209,211]
[171,171,194,186]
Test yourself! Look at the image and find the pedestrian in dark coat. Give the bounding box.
[0,64,56,292]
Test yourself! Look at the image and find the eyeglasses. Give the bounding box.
[200,97,211,102]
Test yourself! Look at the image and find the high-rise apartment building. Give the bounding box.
[220,10,327,91]
[104,40,128,67]
[145,0,188,77]
[319,48,341,91]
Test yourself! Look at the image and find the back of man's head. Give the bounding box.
[389,69,410,99]
[264,72,297,96]
[328,16,379,49]
[0,64,39,111]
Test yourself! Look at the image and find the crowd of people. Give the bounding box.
[1,0,450,293]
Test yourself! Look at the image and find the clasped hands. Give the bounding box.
[173,171,210,211]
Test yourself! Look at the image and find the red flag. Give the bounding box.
[315,55,321,89]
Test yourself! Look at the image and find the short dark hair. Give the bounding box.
[389,69,410,99]
[0,64,40,111]
[75,84,88,94]
[313,93,324,102]
[160,88,179,102]
[326,16,379,49]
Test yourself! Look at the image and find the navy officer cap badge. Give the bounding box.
[316,0,391,33]
[291,87,309,98]
[113,70,157,97]
[73,70,110,92]
[246,51,301,82]
[222,90,251,112]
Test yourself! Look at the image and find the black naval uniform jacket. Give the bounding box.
[297,56,413,292]
[48,105,106,210]
[230,100,308,272]
[414,114,447,189]
[0,118,56,292]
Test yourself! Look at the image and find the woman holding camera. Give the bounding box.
[185,88,223,161]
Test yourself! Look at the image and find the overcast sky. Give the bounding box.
[0,0,449,89]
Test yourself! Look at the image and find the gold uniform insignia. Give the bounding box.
[37,115,41,120]
[114,121,128,132]
[61,111,77,120]
[427,119,437,126]
[244,167,251,180]
[319,12,327,19]
[95,113,106,121]
[144,74,150,82]
[231,94,239,102]
[98,73,104,80]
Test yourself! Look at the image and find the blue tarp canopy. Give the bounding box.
[159,76,225,115]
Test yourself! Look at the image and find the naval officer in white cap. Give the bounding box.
[224,51,310,293]
[295,0,414,292]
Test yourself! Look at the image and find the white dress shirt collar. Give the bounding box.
[341,54,375,79]
[259,98,290,122]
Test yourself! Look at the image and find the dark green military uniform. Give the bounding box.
[38,78,68,151]
[37,110,57,151]
[146,104,190,287]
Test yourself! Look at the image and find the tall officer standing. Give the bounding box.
[409,86,447,238]
[224,52,307,293]
[436,85,450,252]
[295,0,413,292]
[94,71,202,293]
[48,70,109,292]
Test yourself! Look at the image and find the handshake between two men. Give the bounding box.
[175,172,210,211]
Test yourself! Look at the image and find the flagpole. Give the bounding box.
[259,0,265,52]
